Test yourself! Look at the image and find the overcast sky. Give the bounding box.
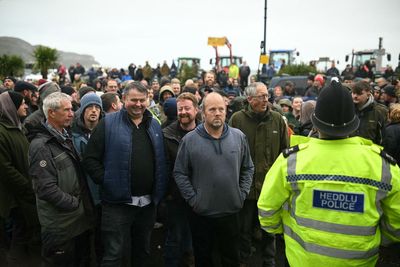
[1,0,399,72]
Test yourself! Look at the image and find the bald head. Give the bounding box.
[202,92,225,112]
[202,92,226,131]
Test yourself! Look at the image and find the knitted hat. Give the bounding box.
[4,76,17,84]
[382,85,397,97]
[311,80,359,137]
[38,82,61,108]
[80,93,103,113]
[8,91,24,110]
[61,86,76,96]
[14,81,38,92]
[163,97,177,120]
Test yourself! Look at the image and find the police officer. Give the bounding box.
[258,79,400,266]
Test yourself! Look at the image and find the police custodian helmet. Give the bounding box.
[311,79,360,137]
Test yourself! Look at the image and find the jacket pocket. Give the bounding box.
[53,152,73,170]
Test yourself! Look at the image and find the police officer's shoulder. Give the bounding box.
[282,143,309,158]
[370,144,397,165]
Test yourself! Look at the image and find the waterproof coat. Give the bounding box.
[229,105,289,200]
[29,123,93,246]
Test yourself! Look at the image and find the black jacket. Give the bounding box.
[162,120,199,200]
[383,122,400,165]
[29,123,93,244]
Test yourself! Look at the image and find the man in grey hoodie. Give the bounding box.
[174,92,254,267]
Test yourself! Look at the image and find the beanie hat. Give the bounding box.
[4,76,17,84]
[8,91,24,110]
[80,93,103,113]
[61,86,76,96]
[311,80,359,137]
[382,85,397,97]
[163,97,177,120]
[38,82,61,108]
[14,81,38,92]
[314,74,325,86]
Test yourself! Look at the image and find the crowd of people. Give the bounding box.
[0,60,400,267]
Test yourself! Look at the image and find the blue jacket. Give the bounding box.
[83,108,167,205]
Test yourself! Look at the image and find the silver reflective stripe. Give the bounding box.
[283,201,289,211]
[293,215,376,236]
[262,222,281,232]
[376,158,392,217]
[259,208,280,218]
[284,225,379,259]
[287,153,296,176]
[286,149,379,237]
[287,174,391,190]
[380,218,400,238]
[380,231,392,246]
[287,153,299,219]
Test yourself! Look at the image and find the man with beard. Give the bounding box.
[174,92,254,266]
[351,80,387,145]
[200,71,217,95]
[71,93,103,265]
[163,93,200,266]
[2,76,17,91]
[72,93,103,172]
[13,81,38,118]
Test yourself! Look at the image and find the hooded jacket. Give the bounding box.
[229,104,289,200]
[71,100,104,205]
[0,92,36,219]
[174,123,254,217]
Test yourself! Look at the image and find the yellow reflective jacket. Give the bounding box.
[258,136,400,267]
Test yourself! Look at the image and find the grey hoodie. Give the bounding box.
[0,92,21,129]
[174,123,254,217]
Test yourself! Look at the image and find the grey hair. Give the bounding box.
[43,92,71,119]
[244,82,266,97]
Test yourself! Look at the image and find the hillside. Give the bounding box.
[0,36,99,68]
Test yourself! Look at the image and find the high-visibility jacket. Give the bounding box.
[258,136,400,267]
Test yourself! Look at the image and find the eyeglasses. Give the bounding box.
[252,94,268,101]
